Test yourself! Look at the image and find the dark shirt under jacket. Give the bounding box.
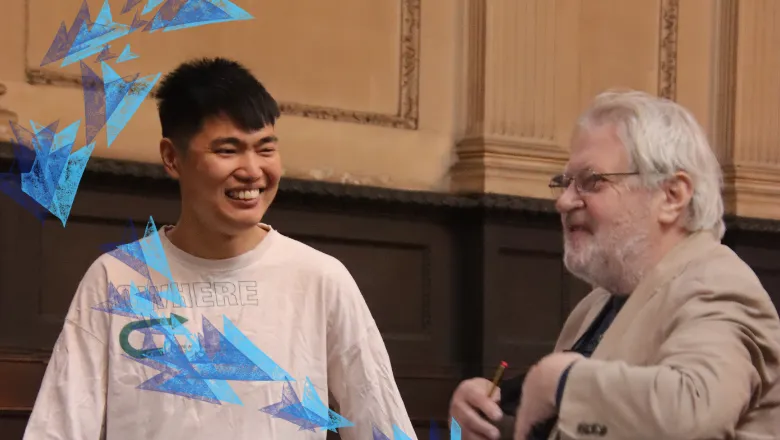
[498,295,627,439]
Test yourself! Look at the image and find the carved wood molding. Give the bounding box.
[23,0,421,130]
[658,0,680,100]
[0,407,32,415]
[722,163,780,220]
[0,347,49,364]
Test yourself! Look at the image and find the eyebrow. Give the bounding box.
[209,135,278,149]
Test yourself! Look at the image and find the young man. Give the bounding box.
[24,58,416,439]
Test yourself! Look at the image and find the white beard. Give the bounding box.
[563,206,653,294]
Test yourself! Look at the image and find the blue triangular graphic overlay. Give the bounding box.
[142,0,166,15]
[95,45,118,62]
[130,10,150,31]
[116,44,139,63]
[223,316,294,381]
[144,0,252,33]
[98,216,185,308]
[8,121,38,172]
[49,140,95,225]
[143,0,188,32]
[80,62,106,146]
[301,377,354,432]
[40,0,92,66]
[94,218,293,404]
[43,0,254,67]
[0,120,94,226]
[0,122,43,219]
[161,0,231,31]
[261,381,321,431]
[450,418,461,440]
[430,420,440,440]
[260,378,352,432]
[80,62,159,148]
[93,283,291,404]
[102,63,160,147]
[372,425,392,440]
[102,62,139,123]
[372,424,416,440]
[61,0,132,67]
[122,0,144,14]
[393,425,414,440]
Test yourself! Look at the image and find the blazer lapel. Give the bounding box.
[553,288,611,352]
[567,291,611,350]
[589,230,720,360]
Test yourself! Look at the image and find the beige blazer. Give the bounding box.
[548,231,780,440]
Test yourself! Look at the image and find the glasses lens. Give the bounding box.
[577,170,600,192]
[549,174,567,198]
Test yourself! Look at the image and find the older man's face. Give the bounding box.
[555,123,657,292]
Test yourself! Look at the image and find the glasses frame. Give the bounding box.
[548,169,640,197]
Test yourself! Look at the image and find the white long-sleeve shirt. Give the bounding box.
[23,223,416,439]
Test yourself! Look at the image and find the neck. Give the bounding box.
[166,211,268,260]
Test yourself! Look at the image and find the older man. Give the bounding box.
[449,90,780,440]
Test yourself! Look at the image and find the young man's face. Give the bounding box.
[161,115,282,235]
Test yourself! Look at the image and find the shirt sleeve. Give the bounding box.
[322,260,417,440]
[23,260,110,440]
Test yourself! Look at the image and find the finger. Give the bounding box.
[466,389,503,422]
[453,402,502,440]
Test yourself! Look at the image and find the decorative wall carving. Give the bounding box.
[658,0,679,100]
[24,0,421,130]
[279,0,421,129]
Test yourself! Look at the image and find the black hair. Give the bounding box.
[155,57,280,150]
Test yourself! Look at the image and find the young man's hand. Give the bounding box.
[449,377,504,440]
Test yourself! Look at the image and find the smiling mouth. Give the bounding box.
[225,188,264,201]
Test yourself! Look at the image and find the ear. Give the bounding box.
[160,138,181,180]
[658,171,694,227]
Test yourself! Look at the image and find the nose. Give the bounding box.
[235,151,265,181]
[555,184,584,214]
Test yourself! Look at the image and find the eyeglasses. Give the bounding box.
[548,169,639,197]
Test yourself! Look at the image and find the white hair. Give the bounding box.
[576,89,725,239]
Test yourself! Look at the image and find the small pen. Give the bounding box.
[487,360,508,398]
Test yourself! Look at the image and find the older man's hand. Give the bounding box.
[449,377,504,440]
[514,352,585,440]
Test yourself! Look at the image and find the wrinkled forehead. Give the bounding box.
[564,123,630,174]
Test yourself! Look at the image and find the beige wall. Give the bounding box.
[0,0,462,192]
[2,0,780,219]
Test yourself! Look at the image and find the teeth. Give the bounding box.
[227,189,260,200]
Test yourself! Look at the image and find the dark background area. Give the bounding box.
[1,144,779,439]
